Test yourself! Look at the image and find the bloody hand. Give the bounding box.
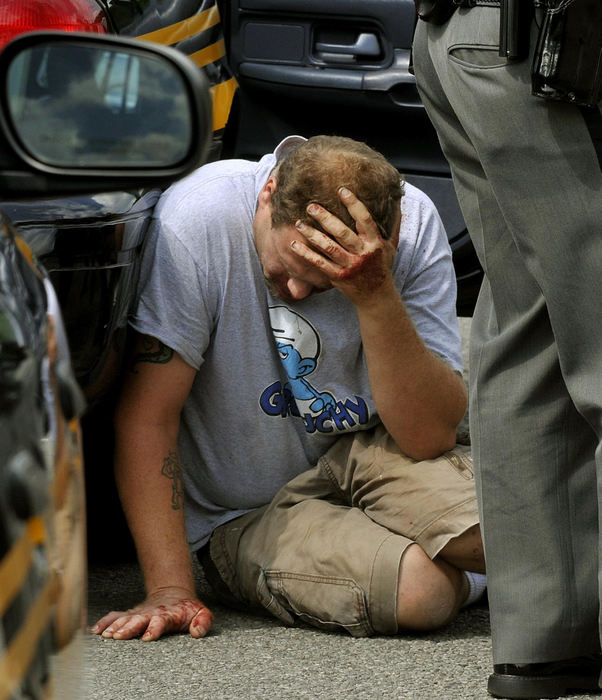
[290,187,399,306]
[90,586,213,641]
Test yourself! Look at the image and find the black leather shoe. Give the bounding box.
[488,655,602,699]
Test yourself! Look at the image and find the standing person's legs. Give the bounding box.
[412,6,602,668]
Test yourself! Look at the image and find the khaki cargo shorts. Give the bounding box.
[202,425,479,637]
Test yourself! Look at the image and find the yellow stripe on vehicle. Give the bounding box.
[210,78,237,131]
[13,235,36,267]
[0,527,33,617]
[27,516,47,546]
[0,576,58,700]
[188,38,225,67]
[136,5,220,47]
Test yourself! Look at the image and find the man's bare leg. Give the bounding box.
[396,527,486,631]
[396,544,468,630]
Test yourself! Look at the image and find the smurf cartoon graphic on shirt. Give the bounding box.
[259,306,369,434]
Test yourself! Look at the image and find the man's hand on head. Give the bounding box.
[290,187,399,306]
[90,587,213,641]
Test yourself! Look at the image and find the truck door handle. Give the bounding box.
[314,32,380,58]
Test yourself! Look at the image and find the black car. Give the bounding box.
[0,30,211,697]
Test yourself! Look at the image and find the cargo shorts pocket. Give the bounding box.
[256,569,374,638]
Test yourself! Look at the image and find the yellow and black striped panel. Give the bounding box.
[0,517,56,700]
[0,419,86,699]
[135,1,237,134]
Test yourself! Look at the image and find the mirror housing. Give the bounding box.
[0,31,212,198]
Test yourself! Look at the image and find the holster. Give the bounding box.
[532,0,602,107]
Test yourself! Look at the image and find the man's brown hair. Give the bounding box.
[270,135,403,240]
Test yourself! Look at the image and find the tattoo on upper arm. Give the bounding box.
[161,450,184,510]
[131,337,174,373]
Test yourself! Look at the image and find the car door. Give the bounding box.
[219,0,482,315]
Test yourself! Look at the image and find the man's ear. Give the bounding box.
[258,176,278,206]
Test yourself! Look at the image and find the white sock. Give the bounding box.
[461,571,487,608]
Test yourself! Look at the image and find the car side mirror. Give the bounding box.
[0,31,212,197]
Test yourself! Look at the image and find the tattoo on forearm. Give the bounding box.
[131,338,174,373]
[161,450,184,510]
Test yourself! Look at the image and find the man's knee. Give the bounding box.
[396,544,465,631]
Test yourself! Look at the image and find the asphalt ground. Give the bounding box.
[82,319,600,699]
[86,559,491,700]
[84,560,600,700]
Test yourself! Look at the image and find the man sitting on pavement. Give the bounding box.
[91,135,486,642]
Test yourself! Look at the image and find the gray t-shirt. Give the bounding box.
[132,136,462,550]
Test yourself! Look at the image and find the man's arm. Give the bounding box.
[351,279,466,459]
[91,333,213,641]
[291,188,466,460]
